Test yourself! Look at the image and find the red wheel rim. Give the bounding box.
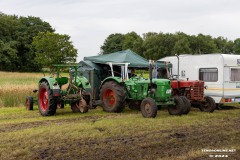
[26,99,30,110]
[39,88,48,111]
[103,89,116,107]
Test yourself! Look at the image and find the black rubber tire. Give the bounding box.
[140,97,157,118]
[38,81,57,116]
[26,96,33,110]
[128,100,141,110]
[199,96,216,112]
[168,96,184,115]
[100,81,126,113]
[180,96,191,114]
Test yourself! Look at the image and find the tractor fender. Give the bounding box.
[39,77,58,89]
[100,77,123,89]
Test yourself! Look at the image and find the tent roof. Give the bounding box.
[79,60,102,70]
[83,49,149,68]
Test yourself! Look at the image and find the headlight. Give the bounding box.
[166,89,171,94]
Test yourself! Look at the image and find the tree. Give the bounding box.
[143,32,177,59]
[32,32,77,68]
[0,13,54,71]
[189,34,219,54]
[173,38,191,55]
[101,33,125,54]
[214,36,234,54]
[16,16,54,71]
[0,40,18,70]
[233,38,240,54]
[100,32,144,55]
[122,32,143,55]
[101,31,240,61]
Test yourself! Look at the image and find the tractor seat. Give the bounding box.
[56,77,69,86]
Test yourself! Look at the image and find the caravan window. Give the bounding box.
[231,68,240,81]
[199,68,218,82]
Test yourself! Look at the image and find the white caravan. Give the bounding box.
[159,54,240,105]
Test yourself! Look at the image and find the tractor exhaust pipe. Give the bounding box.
[175,54,180,89]
[149,60,153,87]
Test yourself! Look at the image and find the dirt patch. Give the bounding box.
[0,114,114,133]
[32,118,240,160]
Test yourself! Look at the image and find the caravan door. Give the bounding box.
[222,66,240,103]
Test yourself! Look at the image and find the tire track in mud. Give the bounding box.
[0,114,117,133]
[33,118,240,160]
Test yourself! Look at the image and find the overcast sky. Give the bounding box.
[1,0,240,61]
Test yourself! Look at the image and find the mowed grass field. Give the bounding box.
[0,71,239,160]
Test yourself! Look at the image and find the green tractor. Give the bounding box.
[26,64,92,116]
[99,62,188,118]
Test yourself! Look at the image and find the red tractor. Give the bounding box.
[156,59,216,113]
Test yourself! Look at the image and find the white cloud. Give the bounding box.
[0,0,240,61]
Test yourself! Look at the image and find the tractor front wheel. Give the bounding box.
[26,96,33,110]
[168,96,184,115]
[199,96,216,112]
[100,81,126,113]
[141,98,157,118]
[38,81,57,116]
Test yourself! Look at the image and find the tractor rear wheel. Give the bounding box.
[26,96,33,110]
[38,81,57,116]
[140,98,157,118]
[168,96,184,115]
[199,96,216,112]
[180,96,191,114]
[100,81,126,113]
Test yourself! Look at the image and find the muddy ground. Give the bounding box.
[33,119,239,160]
[1,107,239,160]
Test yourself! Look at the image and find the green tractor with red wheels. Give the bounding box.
[25,64,92,116]
[98,62,189,118]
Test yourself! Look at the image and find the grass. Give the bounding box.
[0,71,146,108]
[0,71,239,159]
[0,106,239,159]
[0,72,43,107]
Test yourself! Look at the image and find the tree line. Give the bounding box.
[101,32,240,60]
[1,12,240,72]
[0,13,77,72]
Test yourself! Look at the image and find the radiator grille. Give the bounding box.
[192,82,204,101]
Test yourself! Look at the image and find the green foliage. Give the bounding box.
[32,32,78,68]
[100,32,143,55]
[101,31,239,60]
[214,36,234,54]
[233,38,240,54]
[101,33,125,54]
[0,12,77,72]
[122,32,143,55]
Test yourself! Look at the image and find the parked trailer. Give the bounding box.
[159,54,240,106]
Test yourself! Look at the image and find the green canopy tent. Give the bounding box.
[78,60,104,101]
[84,49,149,68]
